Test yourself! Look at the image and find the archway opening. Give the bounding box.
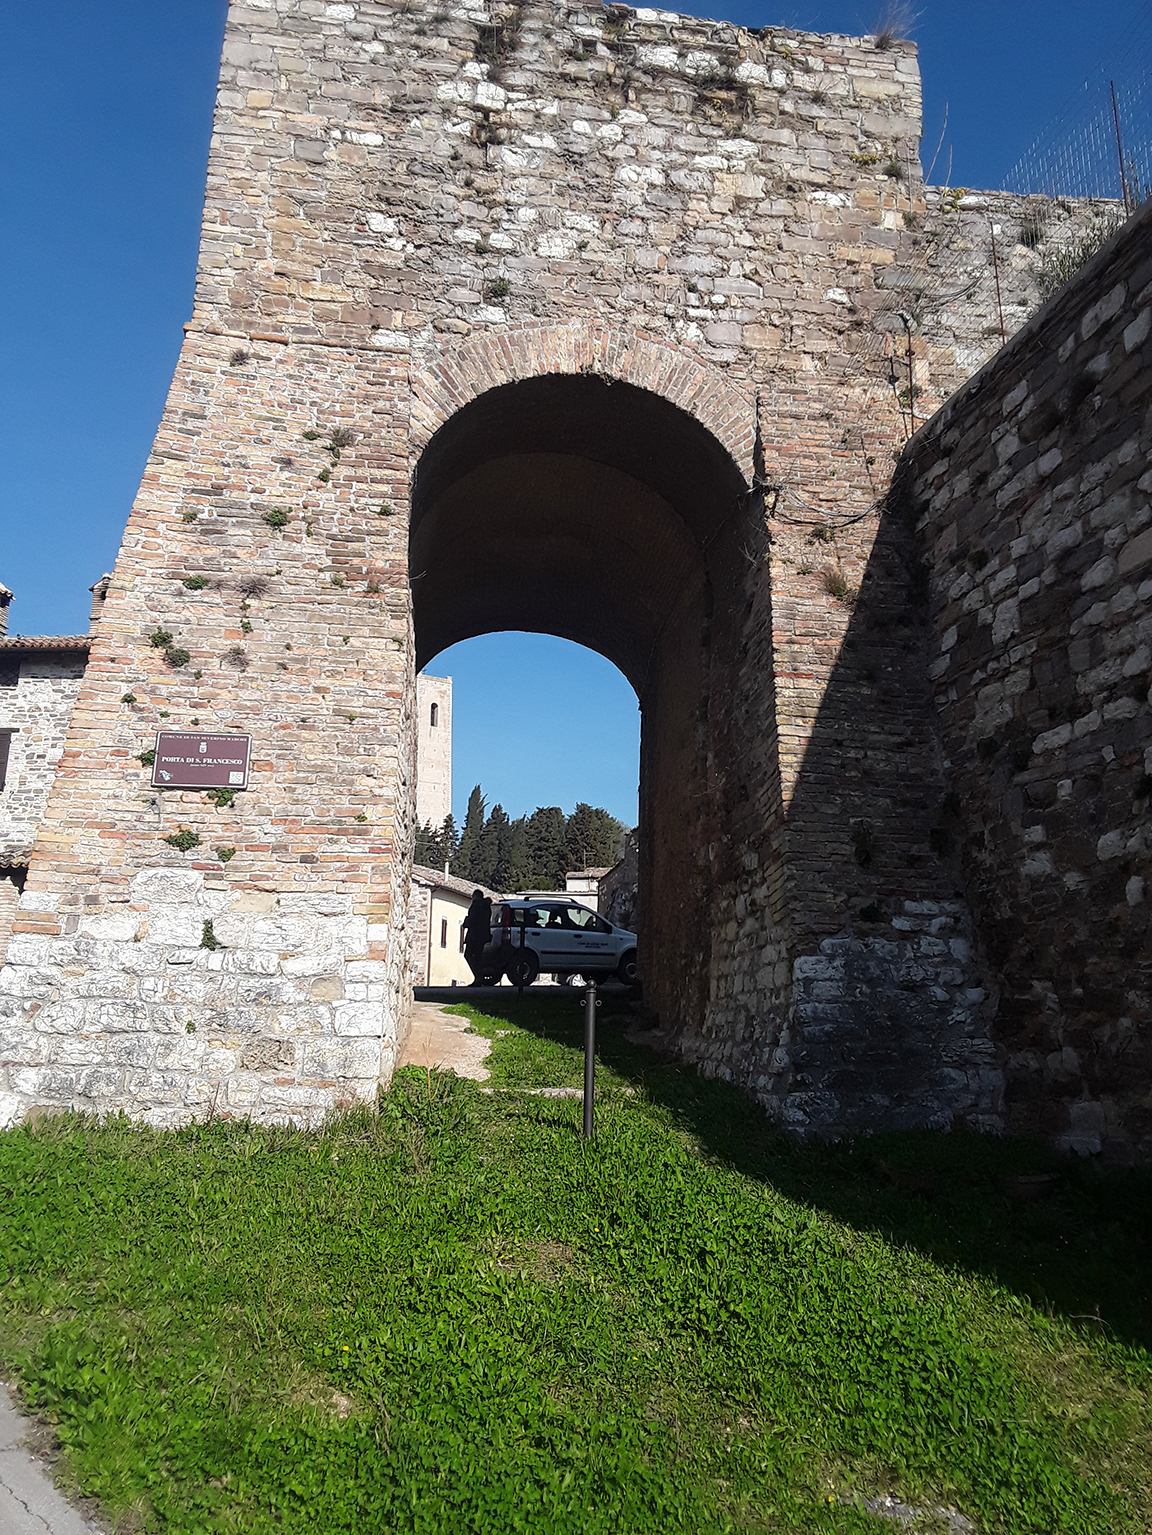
[410,373,753,1023]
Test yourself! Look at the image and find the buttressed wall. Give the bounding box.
[0,0,1091,1134]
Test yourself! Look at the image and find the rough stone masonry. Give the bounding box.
[0,0,1144,1152]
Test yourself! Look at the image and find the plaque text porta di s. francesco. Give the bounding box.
[151,732,251,790]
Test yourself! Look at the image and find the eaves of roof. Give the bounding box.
[0,636,90,652]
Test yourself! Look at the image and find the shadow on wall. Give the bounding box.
[768,485,1001,1142]
[905,199,1152,1164]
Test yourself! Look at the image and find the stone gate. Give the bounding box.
[1,0,1146,1151]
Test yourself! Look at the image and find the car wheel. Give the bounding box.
[616,949,638,985]
[507,950,539,987]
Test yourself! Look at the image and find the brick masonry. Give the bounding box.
[0,0,1137,1145]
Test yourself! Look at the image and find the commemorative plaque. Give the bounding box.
[151,732,251,791]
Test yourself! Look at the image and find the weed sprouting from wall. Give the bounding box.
[1036,212,1126,302]
[872,1,918,48]
[163,829,201,853]
[222,647,249,671]
[200,919,221,949]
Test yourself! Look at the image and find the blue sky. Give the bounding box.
[1,0,1147,824]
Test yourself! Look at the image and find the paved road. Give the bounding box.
[0,1392,99,1534]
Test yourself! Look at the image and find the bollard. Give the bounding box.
[583,978,597,1139]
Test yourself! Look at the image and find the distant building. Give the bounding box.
[599,829,639,934]
[409,864,498,988]
[0,578,106,954]
[415,673,452,829]
[515,869,613,915]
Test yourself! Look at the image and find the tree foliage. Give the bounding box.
[419,786,627,891]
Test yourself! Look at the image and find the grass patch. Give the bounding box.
[0,993,1149,1532]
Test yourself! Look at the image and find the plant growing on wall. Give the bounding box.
[262,508,291,530]
[163,829,201,852]
[1036,212,1126,302]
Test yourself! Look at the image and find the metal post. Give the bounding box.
[582,979,597,1138]
[1111,81,1131,213]
[517,918,525,996]
[989,222,1007,344]
[900,312,917,434]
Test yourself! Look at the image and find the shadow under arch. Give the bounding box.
[409,372,758,1026]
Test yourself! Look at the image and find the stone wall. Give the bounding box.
[905,199,1152,1161]
[600,826,638,933]
[0,337,418,1129]
[0,646,88,868]
[0,0,1109,1138]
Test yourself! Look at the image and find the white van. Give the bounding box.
[481,899,638,988]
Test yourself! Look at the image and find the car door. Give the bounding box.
[565,904,615,970]
[508,904,550,969]
[531,902,577,970]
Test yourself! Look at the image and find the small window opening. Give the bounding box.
[458,923,465,953]
[0,730,13,791]
[430,702,439,727]
[440,917,448,948]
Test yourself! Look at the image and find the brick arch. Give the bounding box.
[409,321,757,480]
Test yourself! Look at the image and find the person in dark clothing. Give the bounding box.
[461,890,493,985]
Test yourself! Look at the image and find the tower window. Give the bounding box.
[430,702,438,727]
[0,730,12,791]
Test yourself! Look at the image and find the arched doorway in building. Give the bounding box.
[408,371,761,1027]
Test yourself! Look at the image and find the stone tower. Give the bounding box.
[415,673,452,829]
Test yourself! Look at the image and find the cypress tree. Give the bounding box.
[526,805,567,888]
[565,803,625,871]
[504,816,532,892]
[452,785,487,881]
[483,804,512,891]
[439,812,459,867]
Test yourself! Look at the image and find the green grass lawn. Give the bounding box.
[1,990,1150,1534]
